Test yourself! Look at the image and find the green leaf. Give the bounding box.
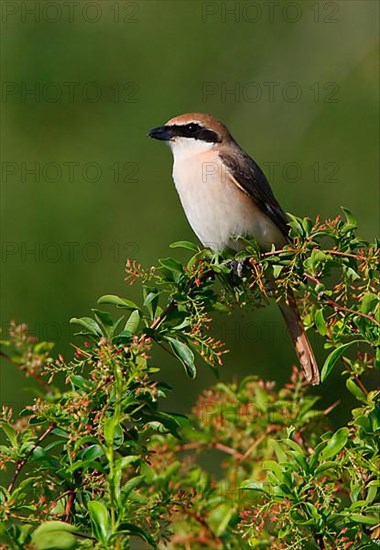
[91,309,113,328]
[304,249,332,275]
[346,378,367,402]
[341,207,357,231]
[124,310,140,334]
[31,521,78,550]
[70,375,92,391]
[240,480,267,492]
[361,293,379,315]
[321,341,363,381]
[122,475,144,499]
[263,460,284,481]
[345,266,360,282]
[112,329,133,343]
[314,461,339,475]
[321,427,349,459]
[88,500,110,545]
[98,294,139,310]
[143,290,159,318]
[0,421,17,446]
[115,455,139,470]
[287,213,305,238]
[166,337,196,378]
[69,317,102,337]
[315,308,327,336]
[273,265,284,279]
[302,217,313,235]
[169,241,198,251]
[113,523,157,548]
[103,417,118,446]
[208,502,234,536]
[159,257,184,273]
[68,459,105,474]
[270,439,288,464]
[349,513,379,526]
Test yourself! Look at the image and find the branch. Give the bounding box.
[138,299,177,346]
[304,273,380,328]
[261,248,367,262]
[149,299,177,331]
[0,351,52,393]
[64,487,76,521]
[7,422,56,493]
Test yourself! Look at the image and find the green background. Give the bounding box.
[1,0,379,422]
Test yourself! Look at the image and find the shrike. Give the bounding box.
[148,113,319,385]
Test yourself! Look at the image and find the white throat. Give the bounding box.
[168,137,215,161]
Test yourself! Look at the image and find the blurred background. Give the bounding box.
[1,0,379,425]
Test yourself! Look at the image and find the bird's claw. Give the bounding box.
[228,259,247,278]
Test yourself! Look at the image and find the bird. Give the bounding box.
[148,113,320,385]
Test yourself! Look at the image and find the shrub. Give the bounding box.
[0,210,379,549]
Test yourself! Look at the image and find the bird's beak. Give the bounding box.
[148,125,174,141]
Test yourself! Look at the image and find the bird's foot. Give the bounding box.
[228,259,248,279]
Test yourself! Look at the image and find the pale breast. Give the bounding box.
[172,151,285,252]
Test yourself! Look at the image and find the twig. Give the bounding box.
[0,351,52,393]
[354,375,369,396]
[239,425,280,462]
[260,248,292,257]
[304,273,380,328]
[326,249,367,261]
[240,434,266,461]
[211,441,244,460]
[64,487,76,521]
[341,357,369,396]
[261,248,367,262]
[150,300,177,331]
[139,299,177,345]
[7,422,56,493]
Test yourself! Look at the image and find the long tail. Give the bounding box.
[278,291,320,385]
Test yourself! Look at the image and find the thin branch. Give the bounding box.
[150,300,177,331]
[64,487,76,521]
[240,433,266,461]
[260,248,292,257]
[0,351,52,393]
[354,375,369,396]
[138,299,177,345]
[341,357,369,396]
[211,441,244,460]
[7,422,56,493]
[261,247,367,262]
[304,273,380,328]
[325,249,367,261]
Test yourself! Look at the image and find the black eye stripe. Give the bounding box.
[170,123,221,143]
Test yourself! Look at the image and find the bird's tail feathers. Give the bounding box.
[278,292,320,385]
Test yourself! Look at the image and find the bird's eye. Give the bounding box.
[187,123,196,132]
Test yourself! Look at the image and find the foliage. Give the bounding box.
[0,210,379,549]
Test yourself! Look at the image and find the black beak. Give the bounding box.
[148,125,174,141]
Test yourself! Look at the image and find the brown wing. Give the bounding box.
[220,148,289,239]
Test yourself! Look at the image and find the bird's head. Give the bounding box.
[148,113,233,157]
